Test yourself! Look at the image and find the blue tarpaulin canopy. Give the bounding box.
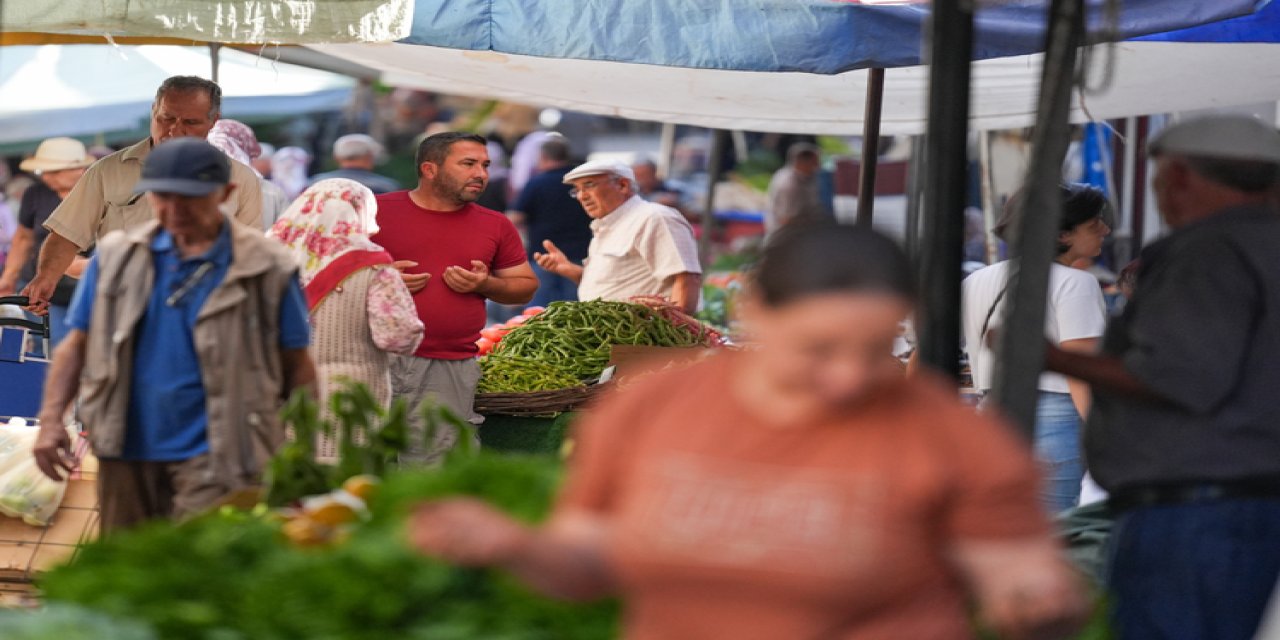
[313,0,1278,134]
[395,0,1263,74]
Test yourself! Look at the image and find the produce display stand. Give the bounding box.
[474,345,715,456]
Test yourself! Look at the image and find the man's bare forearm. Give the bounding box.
[37,331,87,425]
[1044,346,1165,403]
[671,272,702,314]
[480,275,539,305]
[34,232,82,285]
[281,348,317,400]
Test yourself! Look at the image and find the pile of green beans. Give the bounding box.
[477,355,583,393]
[492,301,703,382]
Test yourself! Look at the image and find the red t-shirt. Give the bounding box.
[372,192,527,359]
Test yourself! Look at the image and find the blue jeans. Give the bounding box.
[529,260,579,308]
[1034,391,1084,514]
[1108,499,1280,639]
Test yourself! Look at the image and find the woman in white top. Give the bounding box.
[961,183,1111,514]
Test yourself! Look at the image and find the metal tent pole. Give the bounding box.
[856,67,886,229]
[915,0,975,380]
[698,129,730,265]
[904,135,926,260]
[989,0,1087,437]
[209,43,222,83]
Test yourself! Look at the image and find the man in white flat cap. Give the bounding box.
[1045,115,1280,639]
[0,137,96,344]
[533,159,702,313]
[309,133,402,195]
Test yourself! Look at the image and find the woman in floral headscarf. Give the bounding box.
[268,178,424,427]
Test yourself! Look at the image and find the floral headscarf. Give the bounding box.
[210,119,262,158]
[267,178,386,287]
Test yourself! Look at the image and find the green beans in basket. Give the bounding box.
[477,355,584,393]
[491,301,704,381]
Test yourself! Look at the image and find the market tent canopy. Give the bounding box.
[0,0,412,44]
[387,0,1258,74]
[312,43,1280,136]
[0,45,356,145]
[311,0,1278,134]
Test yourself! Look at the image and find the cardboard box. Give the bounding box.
[607,345,715,383]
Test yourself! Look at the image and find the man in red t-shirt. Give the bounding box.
[373,132,537,462]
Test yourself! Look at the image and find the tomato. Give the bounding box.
[521,306,545,316]
[505,315,529,327]
[480,327,505,342]
[476,337,496,355]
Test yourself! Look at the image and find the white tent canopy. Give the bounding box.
[311,41,1280,135]
[0,0,410,44]
[0,45,355,145]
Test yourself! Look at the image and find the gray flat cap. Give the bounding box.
[1149,115,1280,164]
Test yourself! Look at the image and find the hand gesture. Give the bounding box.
[533,240,574,277]
[32,422,74,481]
[408,498,528,566]
[393,260,432,294]
[19,275,57,315]
[442,260,491,294]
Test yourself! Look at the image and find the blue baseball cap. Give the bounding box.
[134,137,231,196]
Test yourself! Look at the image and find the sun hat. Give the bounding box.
[133,137,231,197]
[562,159,636,184]
[18,137,95,173]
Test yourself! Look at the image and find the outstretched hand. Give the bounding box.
[533,240,574,277]
[442,260,492,294]
[408,498,529,566]
[393,260,432,294]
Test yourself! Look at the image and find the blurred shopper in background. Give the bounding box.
[208,118,290,229]
[0,138,96,345]
[309,134,402,195]
[962,183,1111,514]
[764,143,826,238]
[410,223,1087,640]
[271,146,312,202]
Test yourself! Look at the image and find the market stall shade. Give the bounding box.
[311,0,1277,135]
[0,0,412,44]
[0,45,355,145]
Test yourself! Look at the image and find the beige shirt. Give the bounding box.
[578,195,701,302]
[44,138,262,250]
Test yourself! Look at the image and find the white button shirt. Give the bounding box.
[577,196,702,302]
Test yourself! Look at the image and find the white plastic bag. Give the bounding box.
[0,425,72,526]
[0,420,41,480]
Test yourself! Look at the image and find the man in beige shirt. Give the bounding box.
[534,160,701,313]
[22,76,261,314]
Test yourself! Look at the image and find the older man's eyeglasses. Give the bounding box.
[569,179,614,199]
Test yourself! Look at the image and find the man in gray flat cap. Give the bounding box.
[1046,115,1280,639]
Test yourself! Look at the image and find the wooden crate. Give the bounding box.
[0,453,100,602]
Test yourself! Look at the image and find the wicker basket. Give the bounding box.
[473,383,609,418]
